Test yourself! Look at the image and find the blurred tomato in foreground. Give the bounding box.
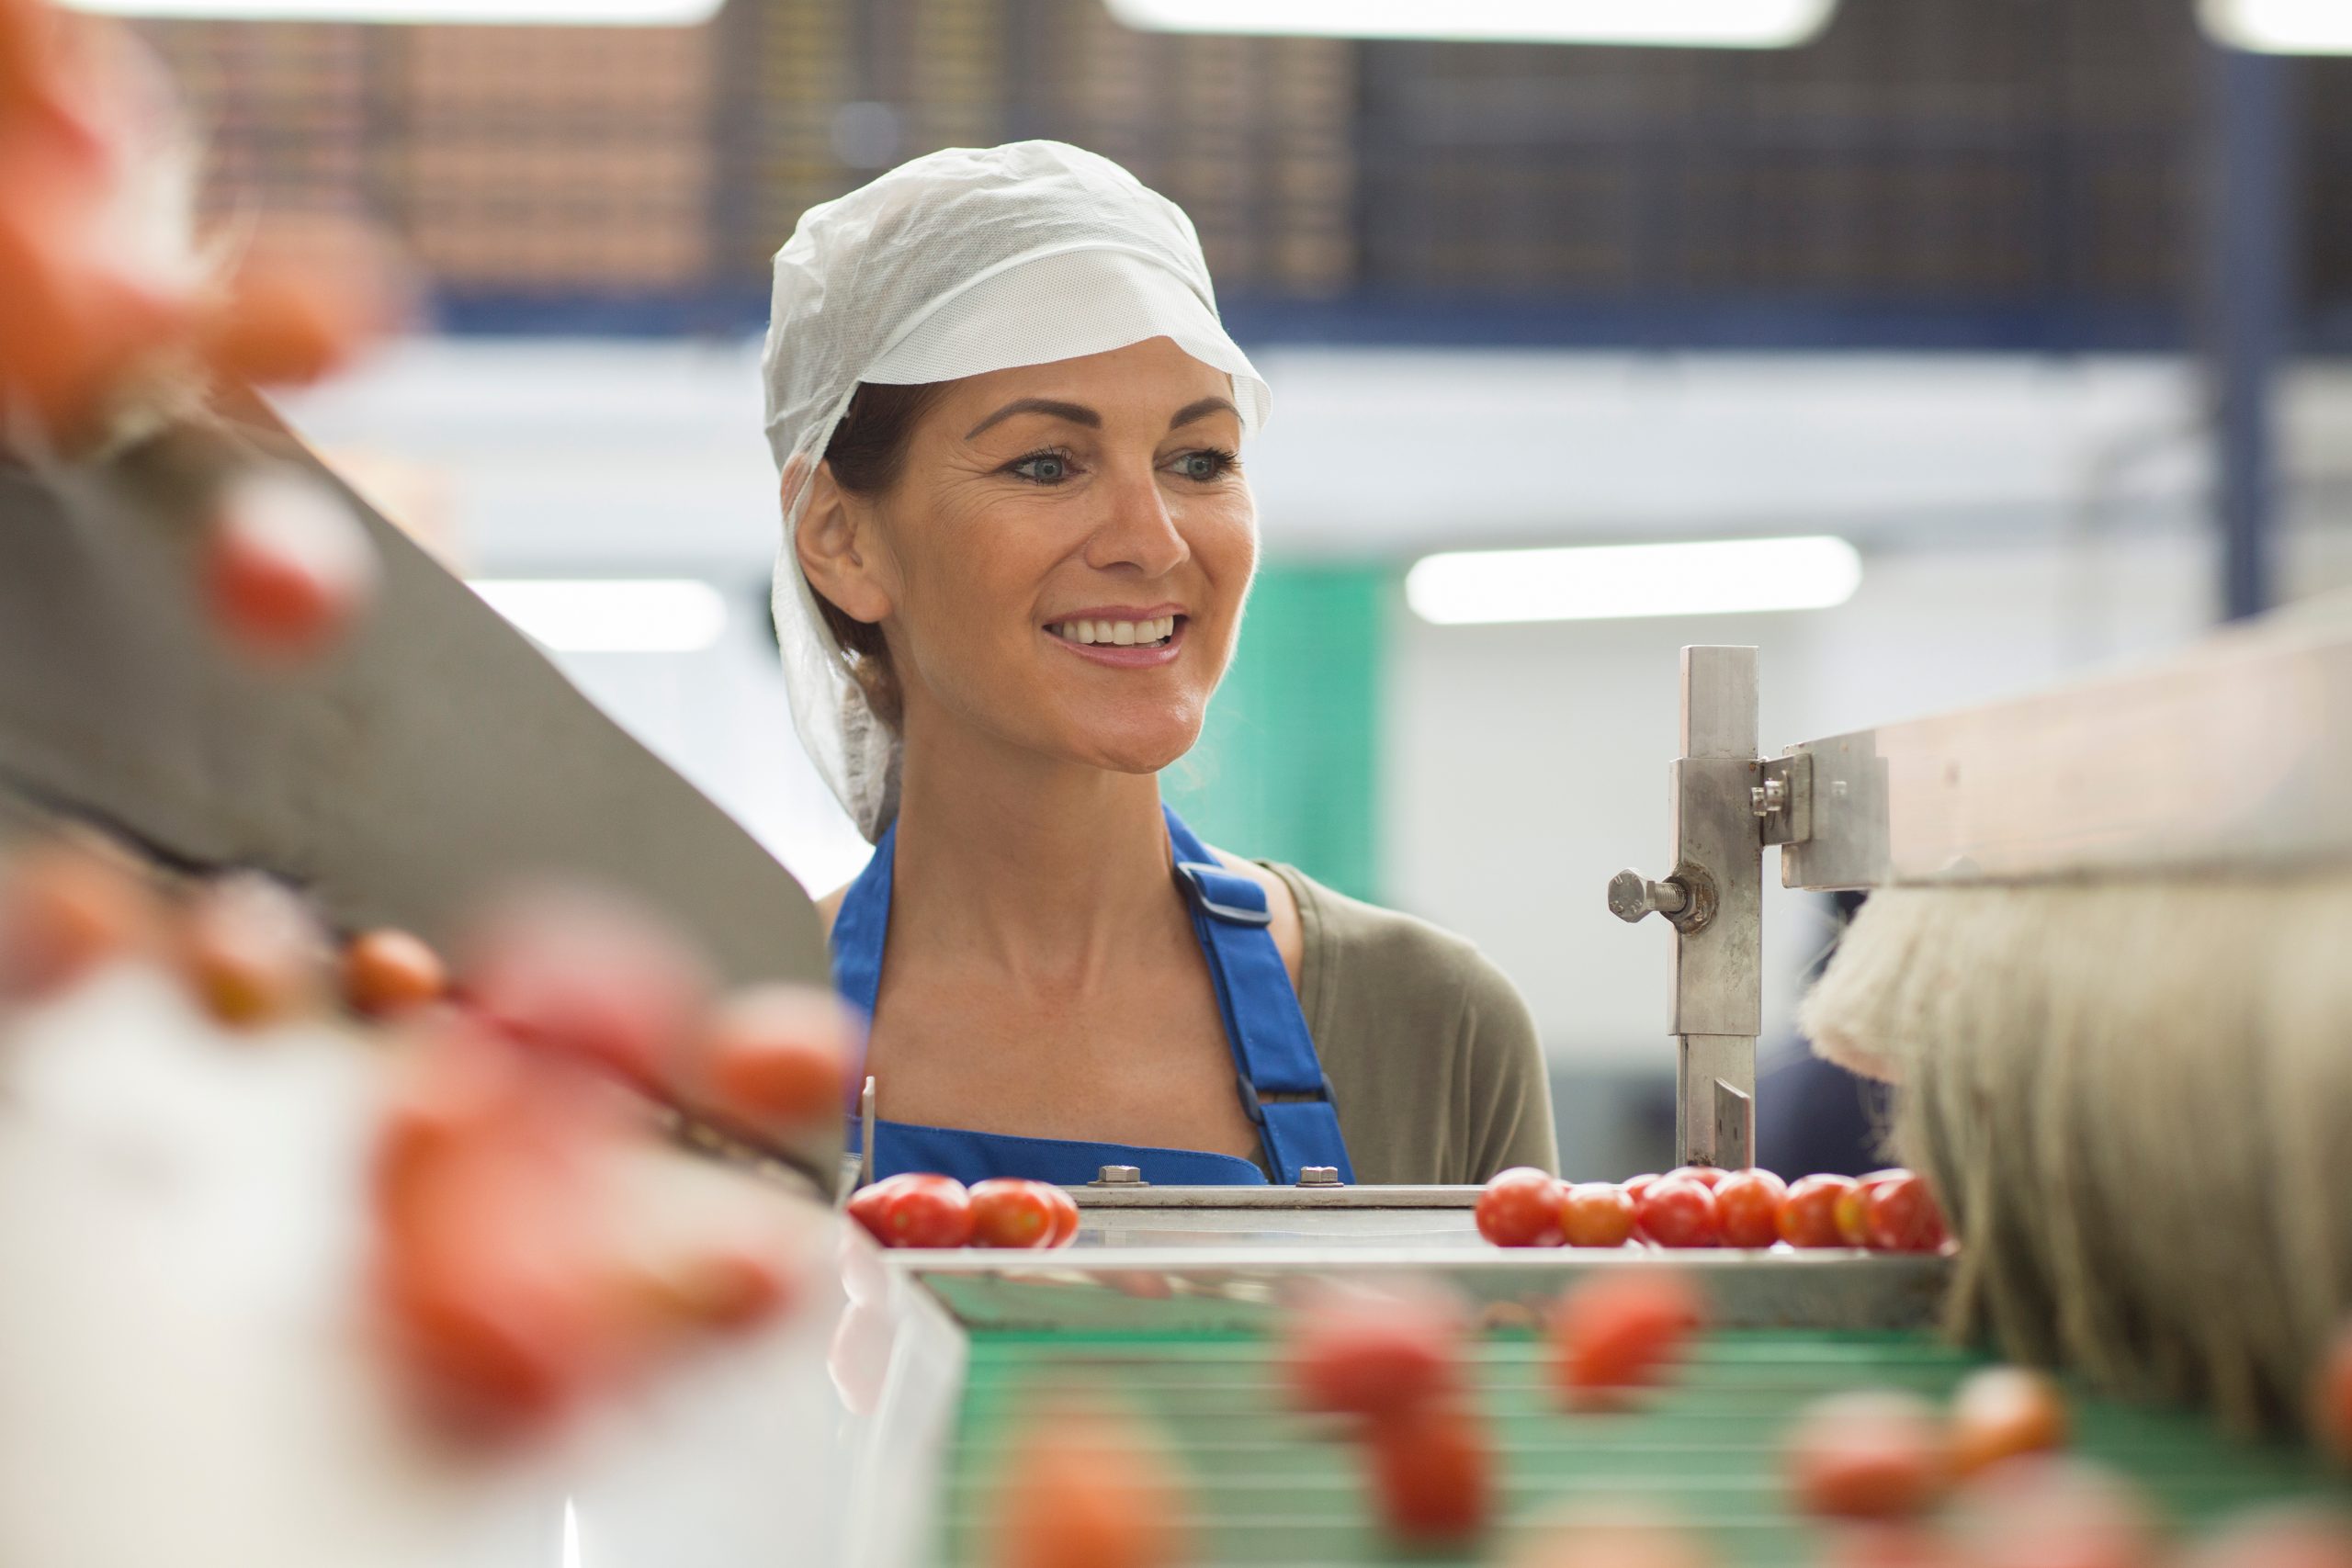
[989,1400,1188,1568]
[200,469,380,665]
[460,885,710,1091]
[1949,1458,2161,1568]
[1785,1390,1951,1520]
[175,871,325,1027]
[1551,1270,1704,1410]
[0,837,152,1000]
[703,982,855,1129]
[1507,1506,1716,1568]
[2182,1506,2352,1568]
[340,927,447,1018]
[195,218,407,389]
[1284,1279,1464,1421]
[1365,1402,1491,1546]
[2317,1324,2352,1465]
[1950,1366,2070,1477]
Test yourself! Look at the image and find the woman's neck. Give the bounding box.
[886,716,1185,991]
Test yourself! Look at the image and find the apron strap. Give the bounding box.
[831,820,894,1133]
[1164,807,1356,1185]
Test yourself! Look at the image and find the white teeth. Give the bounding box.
[1051,616,1177,646]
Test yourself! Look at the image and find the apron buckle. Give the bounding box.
[1236,1068,1339,1127]
[1172,860,1273,927]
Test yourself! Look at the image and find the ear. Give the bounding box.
[790,457,895,626]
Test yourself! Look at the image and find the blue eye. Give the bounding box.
[1008,452,1071,484]
[1175,449,1237,482]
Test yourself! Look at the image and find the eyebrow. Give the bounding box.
[962,394,1242,442]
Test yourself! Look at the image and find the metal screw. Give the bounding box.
[1751,774,1789,818]
[1091,1164,1145,1186]
[1296,1166,1341,1187]
[1608,870,1690,924]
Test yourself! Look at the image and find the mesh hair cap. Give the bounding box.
[761,140,1270,843]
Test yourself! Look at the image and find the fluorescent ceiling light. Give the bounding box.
[2199,0,2352,52]
[1103,0,1835,48]
[469,579,729,653]
[1406,536,1861,626]
[69,0,716,23]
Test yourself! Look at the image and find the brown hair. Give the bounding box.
[812,380,946,731]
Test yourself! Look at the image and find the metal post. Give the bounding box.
[1609,647,1764,1170]
[2204,43,2296,623]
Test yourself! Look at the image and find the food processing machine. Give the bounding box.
[6,404,2352,1567]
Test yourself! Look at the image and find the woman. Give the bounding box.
[762,141,1554,1188]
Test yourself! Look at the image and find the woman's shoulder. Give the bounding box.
[1265,863,1516,1008]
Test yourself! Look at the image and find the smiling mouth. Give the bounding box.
[1046,615,1180,649]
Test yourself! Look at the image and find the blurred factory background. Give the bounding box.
[124,0,2352,1175]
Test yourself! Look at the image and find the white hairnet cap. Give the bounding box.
[761,140,1271,844]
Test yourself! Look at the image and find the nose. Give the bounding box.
[1081,461,1189,579]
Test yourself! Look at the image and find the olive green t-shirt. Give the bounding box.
[1262,863,1559,1185]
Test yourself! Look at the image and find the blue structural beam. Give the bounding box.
[2205,44,2299,623]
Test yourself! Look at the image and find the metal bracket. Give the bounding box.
[1604,647,1764,1170]
[1755,752,1813,847]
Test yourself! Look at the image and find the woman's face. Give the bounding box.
[844,335,1256,777]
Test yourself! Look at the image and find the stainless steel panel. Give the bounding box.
[1782,604,2352,887]
[904,1248,1951,1335]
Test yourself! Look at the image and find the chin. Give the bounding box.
[1062,712,1201,776]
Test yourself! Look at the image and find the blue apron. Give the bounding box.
[831,805,1354,1188]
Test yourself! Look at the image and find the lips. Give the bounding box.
[1041,609,1188,668]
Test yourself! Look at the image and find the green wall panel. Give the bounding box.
[1161,563,1387,903]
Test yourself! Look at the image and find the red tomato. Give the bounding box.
[2181,1506,2352,1568]
[341,928,447,1018]
[461,886,710,1091]
[704,983,855,1128]
[1950,1458,2160,1568]
[991,1403,1187,1568]
[2317,1325,2352,1466]
[1043,1184,1081,1248]
[0,839,150,1000]
[631,1234,794,1334]
[376,1135,623,1428]
[1366,1403,1491,1546]
[1786,1390,1951,1520]
[200,470,380,664]
[1665,1164,1729,1190]
[1549,1270,1704,1409]
[1636,1176,1720,1248]
[176,873,325,1028]
[1865,1173,1949,1253]
[969,1178,1057,1249]
[1781,1173,1861,1248]
[1476,1166,1567,1247]
[882,1172,973,1249]
[1951,1366,2070,1477]
[1285,1284,1462,1419]
[1511,1506,1714,1568]
[1560,1182,1636,1248]
[844,1173,914,1246]
[1622,1173,1661,1208]
[1713,1168,1789,1249]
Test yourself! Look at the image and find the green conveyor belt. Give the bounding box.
[943,1329,2350,1567]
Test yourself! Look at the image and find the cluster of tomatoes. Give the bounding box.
[0,835,863,1434]
[1476,1162,1948,1252]
[1280,1270,1708,1548]
[3,0,408,664]
[845,1172,1080,1252]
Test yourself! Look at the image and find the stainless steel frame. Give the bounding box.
[1606,601,2352,1168]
